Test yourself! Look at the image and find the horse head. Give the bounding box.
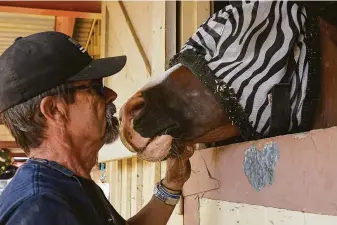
[119,63,239,161]
[118,1,336,161]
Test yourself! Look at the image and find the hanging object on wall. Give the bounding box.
[243,142,280,192]
[0,149,12,174]
[99,162,106,183]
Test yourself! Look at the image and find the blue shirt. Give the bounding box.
[0,158,126,225]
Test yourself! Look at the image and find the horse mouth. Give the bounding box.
[120,117,180,162]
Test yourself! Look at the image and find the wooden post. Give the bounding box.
[55,16,76,36]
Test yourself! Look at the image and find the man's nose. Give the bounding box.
[103,87,117,104]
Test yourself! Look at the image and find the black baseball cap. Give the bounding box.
[0,31,127,113]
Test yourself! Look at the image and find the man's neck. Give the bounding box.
[30,139,101,179]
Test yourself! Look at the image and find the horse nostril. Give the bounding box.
[165,125,182,138]
[132,99,182,138]
[129,100,145,120]
[122,93,146,124]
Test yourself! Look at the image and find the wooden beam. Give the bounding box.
[0,141,18,148]
[9,152,26,158]
[165,1,177,69]
[55,16,76,36]
[0,1,101,13]
[313,19,337,129]
[85,19,97,50]
[100,2,107,59]
[179,1,210,49]
[117,1,151,75]
[131,157,143,215]
[0,5,102,19]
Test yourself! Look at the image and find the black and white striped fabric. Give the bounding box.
[171,1,320,140]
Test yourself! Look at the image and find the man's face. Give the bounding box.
[66,79,119,146]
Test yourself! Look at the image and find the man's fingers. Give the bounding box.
[180,145,195,161]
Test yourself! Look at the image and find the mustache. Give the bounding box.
[104,103,119,144]
[107,103,117,115]
[107,104,119,125]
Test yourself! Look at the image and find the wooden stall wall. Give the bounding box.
[177,2,337,225]
[103,158,183,224]
[98,1,182,223]
[98,0,178,160]
[183,127,337,225]
[98,1,170,161]
[99,1,212,223]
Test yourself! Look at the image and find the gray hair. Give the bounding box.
[1,84,74,154]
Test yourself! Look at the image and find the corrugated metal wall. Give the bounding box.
[104,158,183,224]
[73,18,93,48]
[0,12,55,55]
[73,18,100,59]
[0,12,95,57]
[86,19,100,59]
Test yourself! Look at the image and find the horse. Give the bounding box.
[119,1,337,162]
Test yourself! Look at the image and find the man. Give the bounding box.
[0,31,194,225]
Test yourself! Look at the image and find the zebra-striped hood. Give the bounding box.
[170,1,320,141]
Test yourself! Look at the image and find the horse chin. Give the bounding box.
[137,135,173,162]
[120,124,173,162]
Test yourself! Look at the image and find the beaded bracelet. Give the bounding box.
[153,179,181,205]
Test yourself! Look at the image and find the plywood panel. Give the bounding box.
[184,127,337,225]
[199,198,337,225]
[104,1,151,112]
[167,202,184,225]
[100,1,175,162]
[122,1,153,69]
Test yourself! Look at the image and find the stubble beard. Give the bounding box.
[103,103,119,144]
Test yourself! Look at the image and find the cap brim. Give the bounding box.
[68,55,127,81]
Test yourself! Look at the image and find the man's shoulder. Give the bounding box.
[3,193,81,225]
[0,161,80,223]
[0,163,38,212]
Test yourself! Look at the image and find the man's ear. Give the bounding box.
[40,96,68,124]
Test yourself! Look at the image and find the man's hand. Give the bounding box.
[163,145,195,191]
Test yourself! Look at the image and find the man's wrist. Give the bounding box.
[162,178,184,191]
[153,179,181,206]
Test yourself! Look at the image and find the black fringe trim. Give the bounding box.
[294,3,321,133]
[169,50,263,141]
